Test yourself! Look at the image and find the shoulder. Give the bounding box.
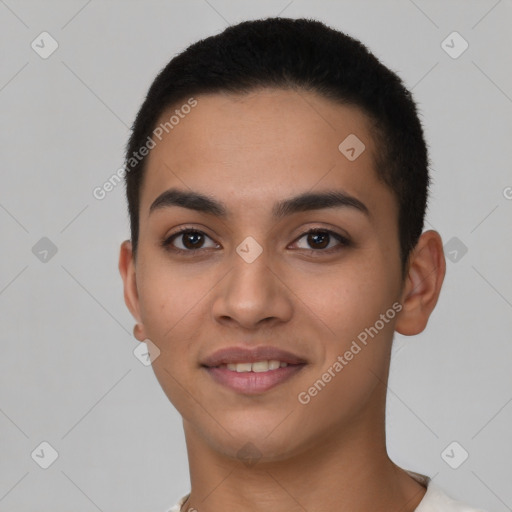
[167,479,489,512]
[167,493,190,512]
[414,480,488,512]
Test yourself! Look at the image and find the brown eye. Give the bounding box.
[307,231,330,249]
[162,229,218,253]
[293,229,350,252]
[180,231,205,249]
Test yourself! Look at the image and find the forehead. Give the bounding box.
[139,88,394,222]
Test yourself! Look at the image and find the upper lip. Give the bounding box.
[201,346,308,367]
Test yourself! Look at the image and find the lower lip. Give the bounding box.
[204,365,306,394]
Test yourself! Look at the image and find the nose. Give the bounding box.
[211,249,294,330]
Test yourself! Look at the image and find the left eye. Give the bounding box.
[292,229,349,252]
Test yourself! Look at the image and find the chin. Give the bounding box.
[189,409,313,464]
[212,434,304,466]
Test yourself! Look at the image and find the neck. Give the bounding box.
[179,386,427,512]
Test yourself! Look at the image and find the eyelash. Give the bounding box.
[160,227,351,256]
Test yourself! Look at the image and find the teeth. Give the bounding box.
[252,361,269,372]
[236,362,252,373]
[220,360,289,372]
[269,360,281,370]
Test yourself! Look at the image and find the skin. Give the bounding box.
[119,88,446,512]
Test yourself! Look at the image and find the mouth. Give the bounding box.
[201,346,307,394]
[216,360,292,372]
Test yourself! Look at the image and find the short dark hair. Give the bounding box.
[124,17,430,273]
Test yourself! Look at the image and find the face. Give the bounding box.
[121,88,408,462]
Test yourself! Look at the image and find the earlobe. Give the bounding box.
[395,230,446,336]
[133,322,147,342]
[119,240,148,341]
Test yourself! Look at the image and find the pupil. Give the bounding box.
[309,232,328,249]
[184,232,203,249]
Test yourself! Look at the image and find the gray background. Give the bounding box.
[1,0,511,511]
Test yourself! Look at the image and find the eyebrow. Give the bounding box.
[149,187,370,219]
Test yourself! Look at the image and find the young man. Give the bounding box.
[119,17,486,512]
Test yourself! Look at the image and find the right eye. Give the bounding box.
[161,228,220,255]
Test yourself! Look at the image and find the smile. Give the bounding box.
[217,360,289,372]
[204,362,306,394]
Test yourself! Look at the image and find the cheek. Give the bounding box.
[289,256,399,388]
[136,257,208,340]
[134,257,217,366]
[135,265,211,413]
[291,260,394,336]
[293,277,396,431]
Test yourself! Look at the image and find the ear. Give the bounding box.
[395,230,446,336]
[118,240,148,342]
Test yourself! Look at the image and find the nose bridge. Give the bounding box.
[228,244,274,306]
[212,241,293,328]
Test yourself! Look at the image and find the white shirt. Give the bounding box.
[168,469,487,512]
